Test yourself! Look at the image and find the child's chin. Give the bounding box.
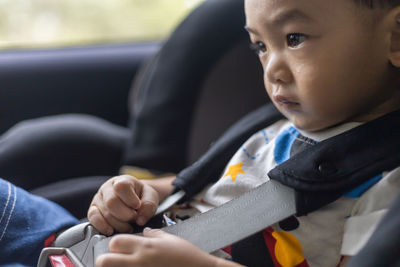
[291,119,326,132]
[279,109,318,131]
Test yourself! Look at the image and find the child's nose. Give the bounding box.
[264,53,292,84]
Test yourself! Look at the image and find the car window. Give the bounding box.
[0,0,205,50]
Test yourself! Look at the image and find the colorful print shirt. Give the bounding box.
[173,120,400,267]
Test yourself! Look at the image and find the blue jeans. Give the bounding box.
[0,178,78,266]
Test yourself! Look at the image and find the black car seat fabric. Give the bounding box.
[30,175,111,220]
[122,0,268,173]
[0,114,129,189]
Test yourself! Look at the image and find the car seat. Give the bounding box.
[30,0,269,219]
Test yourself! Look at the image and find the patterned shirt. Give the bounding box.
[173,120,400,267]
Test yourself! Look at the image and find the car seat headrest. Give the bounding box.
[124,0,259,172]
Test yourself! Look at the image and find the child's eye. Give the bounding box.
[249,41,267,56]
[286,33,307,48]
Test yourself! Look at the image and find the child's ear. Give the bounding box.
[387,7,400,67]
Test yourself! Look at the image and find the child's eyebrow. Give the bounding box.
[271,8,315,26]
[244,8,315,35]
[244,26,258,35]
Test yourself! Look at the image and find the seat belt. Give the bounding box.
[37,180,296,267]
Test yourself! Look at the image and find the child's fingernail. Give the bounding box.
[144,227,152,233]
[137,216,146,226]
[106,227,113,236]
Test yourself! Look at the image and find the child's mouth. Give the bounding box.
[273,95,300,110]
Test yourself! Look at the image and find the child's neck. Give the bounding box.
[297,121,363,142]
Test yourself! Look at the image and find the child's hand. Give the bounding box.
[95,228,222,267]
[88,175,159,235]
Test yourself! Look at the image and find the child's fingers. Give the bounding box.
[113,176,142,210]
[91,190,133,233]
[136,186,159,226]
[97,235,149,266]
[142,227,165,238]
[87,204,114,236]
[108,234,142,254]
[96,253,136,267]
[102,182,138,222]
[103,215,133,234]
[95,200,134,233]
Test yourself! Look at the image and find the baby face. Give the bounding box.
[245,0,399,131]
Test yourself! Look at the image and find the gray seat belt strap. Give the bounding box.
[94,180,296,256]
[38,180,295,267]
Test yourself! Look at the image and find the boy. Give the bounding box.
[88,0,400,266]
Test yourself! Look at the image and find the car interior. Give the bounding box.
[0,0,269,219]
[0,0,399,266]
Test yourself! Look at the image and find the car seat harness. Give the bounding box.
[37,107,400,267]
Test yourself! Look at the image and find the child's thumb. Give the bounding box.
[143,227,165,238]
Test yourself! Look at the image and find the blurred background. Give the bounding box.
[0,0,204,50]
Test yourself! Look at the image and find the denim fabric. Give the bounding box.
[0,178,78,266]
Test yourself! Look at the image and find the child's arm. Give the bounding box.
[95,228,244,267]
[88,175,175,235]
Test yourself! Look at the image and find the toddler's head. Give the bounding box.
[245,0,400,131]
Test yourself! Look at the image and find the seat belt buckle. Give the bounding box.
[37,247,84,267]
[37,215,174,267]
[37,222,107,267]
[38,182,296,266]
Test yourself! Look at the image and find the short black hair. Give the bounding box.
[354,0,400,8]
